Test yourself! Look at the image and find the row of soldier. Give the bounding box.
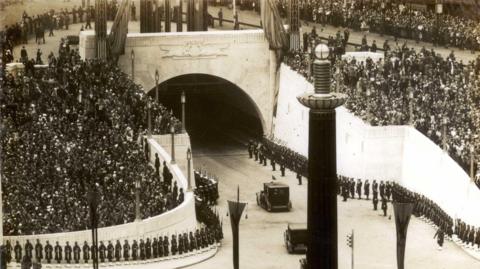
[3,227,220,264]
[338,176,391,216]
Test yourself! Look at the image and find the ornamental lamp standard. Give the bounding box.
[187,148,192,191]
[181,91,186,133]
[435,0,443,46]
[135,178,141,222]
[297,44,346,269]
[381,1,386,36]
[155,70,159,103]
[170,125,176,164]
[147,100,152,138]
[131,50,135,81]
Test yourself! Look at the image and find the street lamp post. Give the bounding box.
[135,178,141,221]
[187,148,192,191]
[155,70,159,103]
[408,83,414,125]
[147,100,152,138]
[131,50,135,81]
[170,125,176,164]
[181,91,186,133]
[442,117,448,152]
[381,2,385,36]
[435,1,443,47]
[297,44,346,269]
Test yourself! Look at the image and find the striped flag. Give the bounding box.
[108,0,131,61]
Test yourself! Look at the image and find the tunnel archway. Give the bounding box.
[148,74,264,150]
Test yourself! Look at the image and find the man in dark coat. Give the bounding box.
[83,241,90,263]
[25,240,33,259]
[434,227,445,250]
[115,240,122,261]
[54,242,62,263]
[14,241,22,263]
[372,180,379,200]
[98,241,106,262]
[158,237,164,257]
[145,238,152,259]
[364,180,371,200]
[381,197,388,217]
[107,241,114,262]
[34,239,43,263]
[5,240,12,264]
[373,196,379,210]
[73,242,81,263]
[45,241,53,263]
[152,238,158,258]
[379,180,386,199]
[171,235,177,255]
[139,239,146,260]
[163,236,169,256]
[356,179,363,199]
[349,179,355,198]
[64,241,72,263]
[132,240,138,260]
[123,240,130,261]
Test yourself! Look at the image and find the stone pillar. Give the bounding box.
[297,45,346,269]
[95,0,107,59]
[176,0,183,32]
[165,0,171,32]
[140,0,146,32]
[288,0,300,50]
[187,0,194,31]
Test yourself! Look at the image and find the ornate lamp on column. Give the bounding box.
[147,100,152,138]
[155,69,159,103]
[170,125,176,164]
[297,44,346,269]
[187,148,192,191]
[181,91,186,133]
[131,50,135,81]
[135,178,142,221]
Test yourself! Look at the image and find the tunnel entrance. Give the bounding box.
[149,74,264,151]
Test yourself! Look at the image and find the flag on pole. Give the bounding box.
[261,0,288,52]
[108,0,131,61]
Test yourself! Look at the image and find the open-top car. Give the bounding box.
[256,182,292,212]
[284,223,307,254]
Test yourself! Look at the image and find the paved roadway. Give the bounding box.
[186,138,480,269]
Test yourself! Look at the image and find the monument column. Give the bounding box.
[297,44,346,269]
[165,0,171,32]
[95,0,107,59]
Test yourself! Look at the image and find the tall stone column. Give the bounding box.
[95,0,107,59]
[140,0,146,32]
[164,0,171,32]
[186,0,194,31]
[176,0,183,32]
[288,0,300,50]
[297,45,346,269]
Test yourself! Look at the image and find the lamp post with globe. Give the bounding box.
[170,125,176,164]
[297,44,346,269]
[135,177,142,222]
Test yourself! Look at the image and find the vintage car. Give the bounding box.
[256,182,292,212]
[284,223,307,254]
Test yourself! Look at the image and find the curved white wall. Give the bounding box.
[3,135,197,250]
[273,64,480,227]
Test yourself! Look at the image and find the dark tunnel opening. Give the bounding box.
[149,74,264,151]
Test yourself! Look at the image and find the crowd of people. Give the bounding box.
[1,37,183,235]
[277,0,480,52]
[2,224,221,266]
[284,37,480,187]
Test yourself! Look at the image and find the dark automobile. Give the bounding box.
[256,182,292,212]
[284,223,307,254]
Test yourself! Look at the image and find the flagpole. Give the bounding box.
[233,0,236,20]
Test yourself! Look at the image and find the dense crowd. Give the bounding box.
[277,0,480,52]
[284,40,480,187]
[1,39,182,235]
[2,223,221,265]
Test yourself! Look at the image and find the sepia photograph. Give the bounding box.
[0,0,480,268]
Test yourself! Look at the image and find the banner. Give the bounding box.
[108,0,131,60]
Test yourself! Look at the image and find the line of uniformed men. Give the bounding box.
[3,227,220,265]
